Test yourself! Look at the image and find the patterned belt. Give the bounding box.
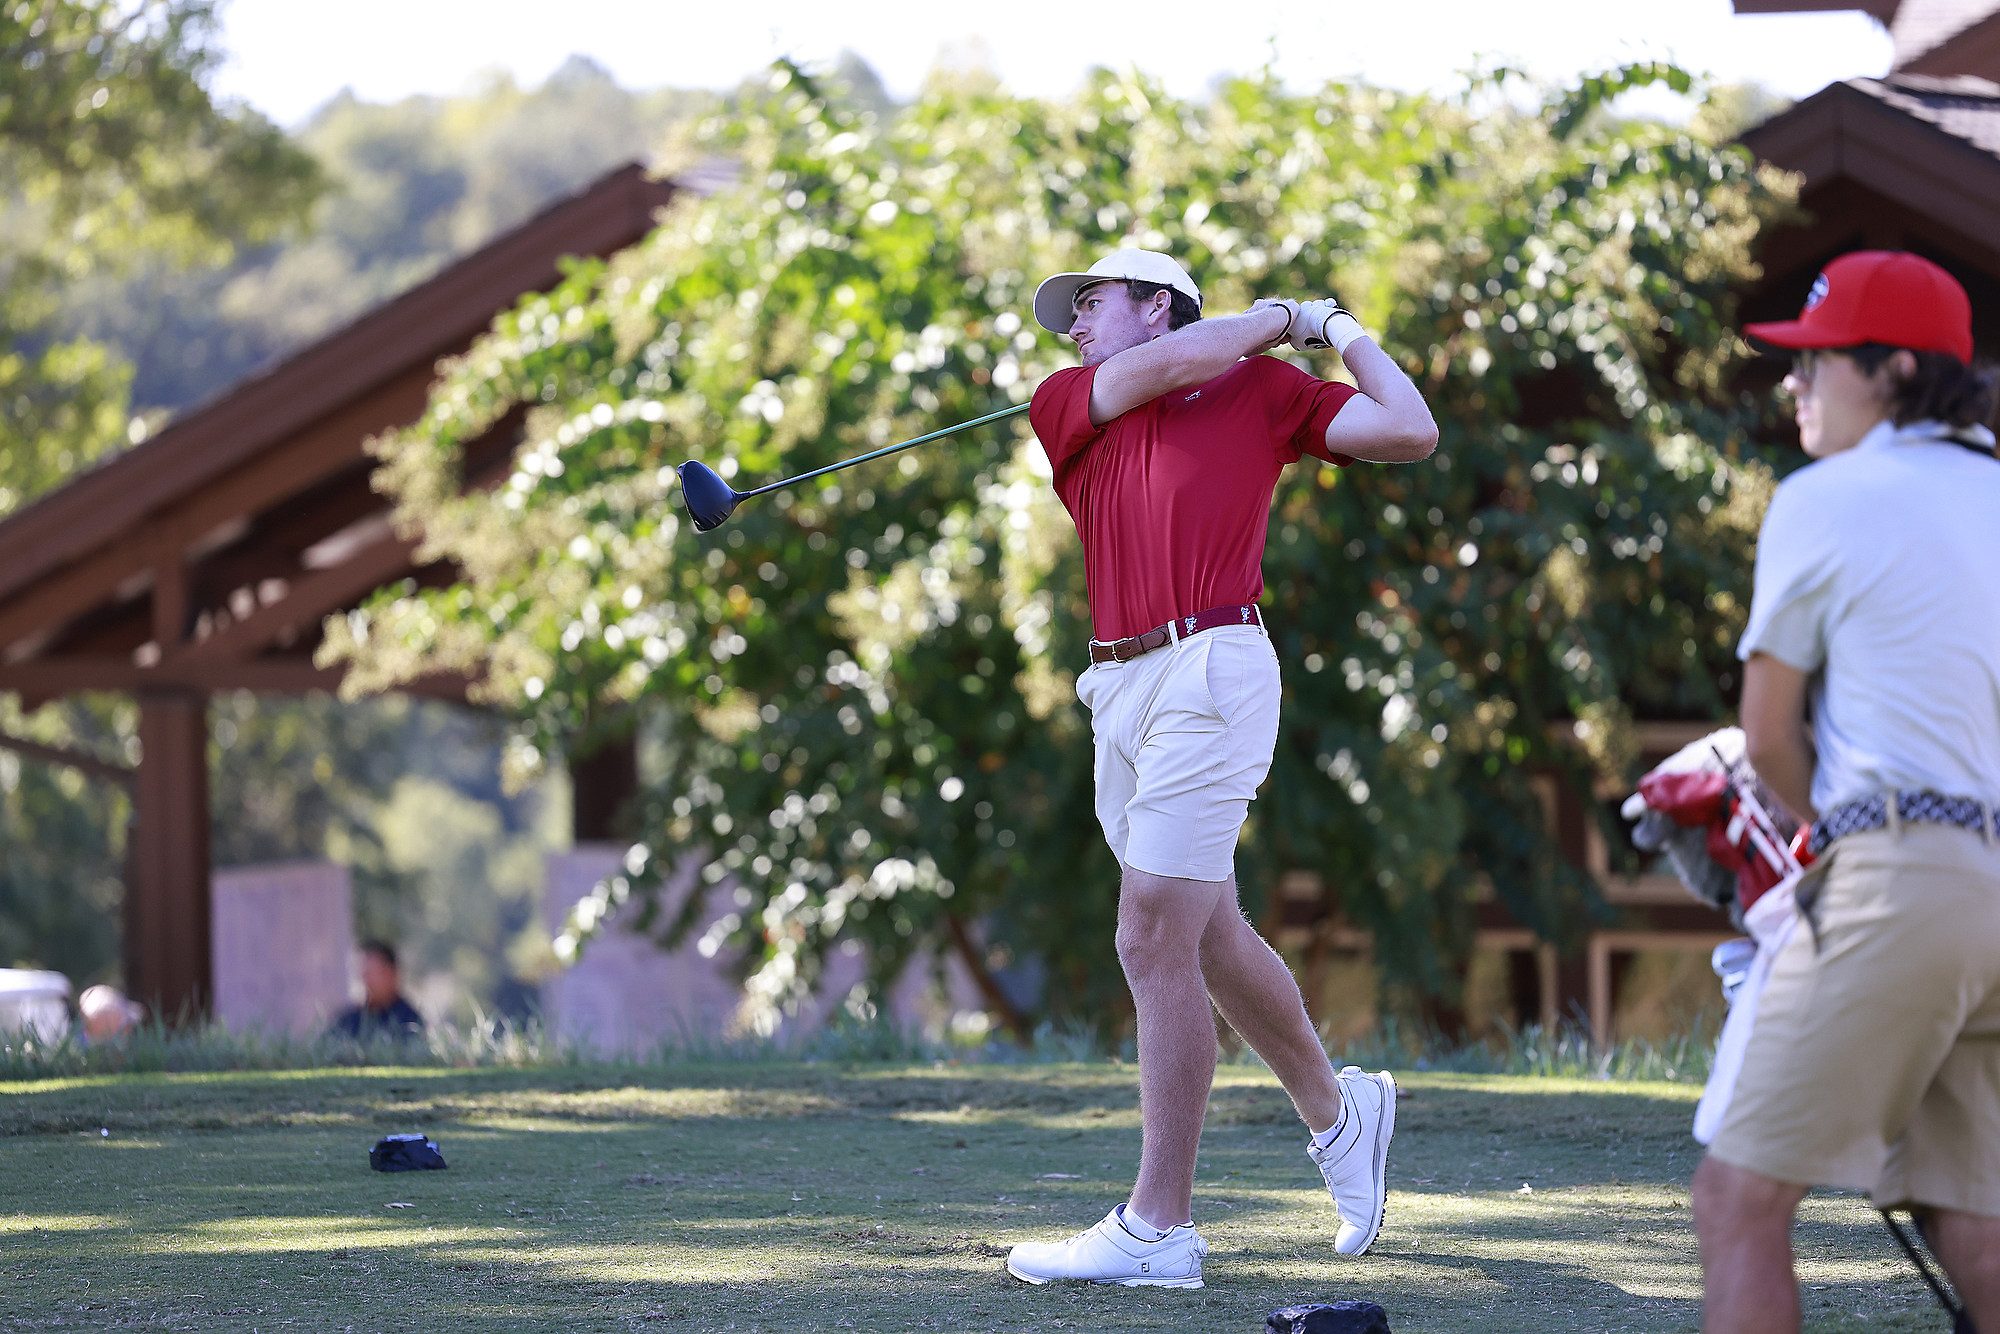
[1088,603,1266,665]
[1808,788,1998,856]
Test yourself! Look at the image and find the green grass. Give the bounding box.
[0,1013,1717,1083]
[0,1059,1945,1332]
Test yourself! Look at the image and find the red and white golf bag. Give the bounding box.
[1620,726,1814,1143]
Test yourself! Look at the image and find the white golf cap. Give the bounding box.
[1032,248,1203,334]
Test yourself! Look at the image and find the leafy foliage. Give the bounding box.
[333,62,1792,1033]
[0,696,131,982]
[0,0,319,516]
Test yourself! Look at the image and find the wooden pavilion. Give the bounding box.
[14,10,2000,1037]
[0,163,678,1018]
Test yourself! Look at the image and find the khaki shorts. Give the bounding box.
[1708,823,2000,1215]
[1074,624,1281,883]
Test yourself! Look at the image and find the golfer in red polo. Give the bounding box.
[1005,249,1438,1288]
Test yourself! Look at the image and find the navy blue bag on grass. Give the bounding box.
[369,1133,447,1172]
[1265,1302,1391,1334]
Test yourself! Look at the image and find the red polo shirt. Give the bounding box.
[1029,356,1356,641]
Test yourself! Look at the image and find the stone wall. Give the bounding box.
[212,861,353,1037]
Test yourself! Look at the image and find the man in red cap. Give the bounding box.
[1692,250,2000,1332]
[1003,249,1436,1288]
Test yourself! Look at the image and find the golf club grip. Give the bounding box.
[735,402,1031,499]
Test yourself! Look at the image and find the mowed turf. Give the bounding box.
[0,1061,1941,1332]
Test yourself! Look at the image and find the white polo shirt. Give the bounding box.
[1739,419,2000,814]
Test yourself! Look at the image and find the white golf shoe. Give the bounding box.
[1306,1065,1397,1255]
[1005,1204,1208,1288]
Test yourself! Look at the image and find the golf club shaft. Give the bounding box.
[733,402,1031,500]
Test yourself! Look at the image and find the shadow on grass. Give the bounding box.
[0,1064,1941,1333]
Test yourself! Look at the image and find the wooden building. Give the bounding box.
[0,164,678,1018]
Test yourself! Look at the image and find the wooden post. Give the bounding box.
[570,729,638,843]
[127,688,211,1022]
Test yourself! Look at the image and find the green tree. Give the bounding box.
[0,695,131,981]
[329,63,1793,1033]
[0,0,318,515]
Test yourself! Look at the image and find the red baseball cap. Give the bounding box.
[1745,250,1973,364]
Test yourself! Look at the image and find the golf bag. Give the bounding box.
[1622,728,1814,1144]
[370,1133,447,1172]
[1619,726,1811,930]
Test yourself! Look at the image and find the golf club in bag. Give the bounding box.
[675,401,1030,532]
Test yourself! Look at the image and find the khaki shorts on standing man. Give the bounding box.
[1001,248,1438,1289]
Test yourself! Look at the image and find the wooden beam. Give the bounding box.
[178,533,423,663]
[1586,930,1737,1050]
[0,656,346,703]
[0,730,135,788]
[152,555,190,650]
[571,729,639,842]
[127,689,211,1022]
[0,368,432,657]
[1745,82,2000,259]
[0,657,478,709]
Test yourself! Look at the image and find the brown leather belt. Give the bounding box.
[1088,603,1266,664]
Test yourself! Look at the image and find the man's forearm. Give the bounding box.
[1089,306,1291,423]
[1747,731,1816,825]
[1137,307,1291,384]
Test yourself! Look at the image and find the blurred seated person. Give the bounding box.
[78,984,144,1043]
[330,940,424,1040]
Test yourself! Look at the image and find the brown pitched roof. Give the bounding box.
[1744,75,2000,260]
[1891,0,2000,71]
[1848,71,2000,150]
[0,161,678,707]
[1731,0,2000,78]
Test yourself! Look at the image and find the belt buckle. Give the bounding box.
[1112,637,1138,663]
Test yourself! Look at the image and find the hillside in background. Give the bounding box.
[59,55,713,418]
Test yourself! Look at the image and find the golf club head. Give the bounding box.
[676,460,740,532]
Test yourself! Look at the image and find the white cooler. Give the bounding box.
[0,969,72,1042]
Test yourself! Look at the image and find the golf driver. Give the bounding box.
[676,402,1030,532]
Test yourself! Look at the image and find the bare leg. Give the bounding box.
[1691,1155,1809,1333]
[1926,1207,2000,1330]
[1117,864,1233,1229]
[1198,882,1342,1133]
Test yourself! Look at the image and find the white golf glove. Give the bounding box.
[1290,298,1368,354]
[1245,298,1300,352]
